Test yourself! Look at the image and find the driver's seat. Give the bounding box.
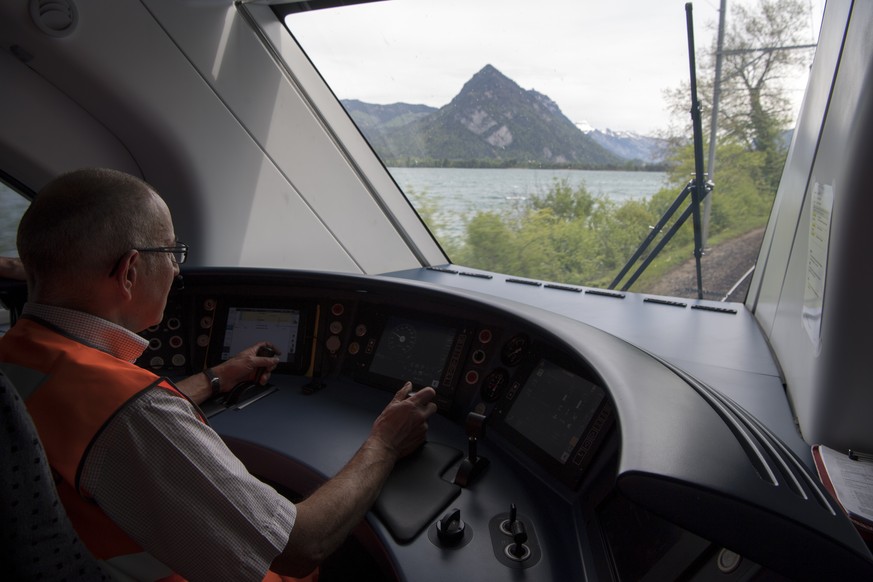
[0,369,107,580]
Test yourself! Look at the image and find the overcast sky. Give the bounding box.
[287,0,824,135]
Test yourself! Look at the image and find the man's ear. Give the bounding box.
[111,250,139,300]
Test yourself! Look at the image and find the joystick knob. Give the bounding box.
[436,508,466,546]
[505,520,531,561]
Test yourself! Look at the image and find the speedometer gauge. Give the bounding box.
[386,322,417,354]
[501,333,529,367]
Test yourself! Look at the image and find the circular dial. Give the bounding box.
[386,322,417,354]
[481,368,509,402]
[501,334,530,367]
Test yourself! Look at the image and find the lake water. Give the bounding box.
[388,167,668,238]
[1,169,669,252]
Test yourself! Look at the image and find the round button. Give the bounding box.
[326,335,342,353]
[717,549,742,573]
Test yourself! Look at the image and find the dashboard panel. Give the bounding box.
[5,267,867,581]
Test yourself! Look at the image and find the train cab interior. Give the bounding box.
[2,0,873,580]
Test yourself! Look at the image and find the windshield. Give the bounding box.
[283,0,822,301]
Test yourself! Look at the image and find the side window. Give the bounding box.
[0,180,29,329]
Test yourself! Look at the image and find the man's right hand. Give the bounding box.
[273,381,439,577]
[369,382,438,459]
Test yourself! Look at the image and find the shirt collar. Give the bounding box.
[22,303,149,363]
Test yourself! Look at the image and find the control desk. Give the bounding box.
[88,268,873,580]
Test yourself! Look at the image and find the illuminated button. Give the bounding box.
[465,370,479,385]
[171,354,186,367]
[200,316,213,329]
[329,320,343,334]
[169,335,183,348]
[348,342,360,355]
[471,349,486,364]
[203,299,217,311]
[331,303,344,316]
[478,329,493,344]
[196,334,209,347]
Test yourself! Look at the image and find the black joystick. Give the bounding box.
[507,520,530,561]
[226,345,278,406]
[453,412,489,487]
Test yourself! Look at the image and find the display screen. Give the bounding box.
[368,315,457,388]
[504,358,605,464]
[221,307,302,365]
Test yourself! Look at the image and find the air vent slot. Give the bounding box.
[666,361,838,515]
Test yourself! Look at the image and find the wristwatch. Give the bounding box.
[203,368,221,397]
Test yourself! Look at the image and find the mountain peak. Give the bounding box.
[343,66,663,166]
[454,65,523,103]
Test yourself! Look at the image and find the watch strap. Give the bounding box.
[203,368,220,397]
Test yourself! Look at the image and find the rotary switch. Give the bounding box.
[436,508,466,546]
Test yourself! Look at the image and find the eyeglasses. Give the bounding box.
[109,242,188,277]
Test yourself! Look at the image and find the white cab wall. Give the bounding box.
[749,0,873,452]
[0,0,445,272]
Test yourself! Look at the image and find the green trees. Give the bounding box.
[445,180,659,288]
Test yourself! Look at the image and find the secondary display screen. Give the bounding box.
[221,307,302,366]
[504,358,606,465]
[368,315,457,389]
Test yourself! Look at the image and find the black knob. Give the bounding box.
[436,508,466,545]
[510,521,528,558]
[257,345,276,357]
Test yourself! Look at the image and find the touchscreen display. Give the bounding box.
[221,307,301,364]
[504,358,605,464]
[368,315,457,388]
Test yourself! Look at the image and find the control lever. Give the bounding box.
[453,412,489,487]
[226,345,277,406]
[507,520,531,561]
[500,503,518,535]
[254,344,277,385]
[489,503,539,568]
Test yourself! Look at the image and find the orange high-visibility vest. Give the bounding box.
[0,316,316,582]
